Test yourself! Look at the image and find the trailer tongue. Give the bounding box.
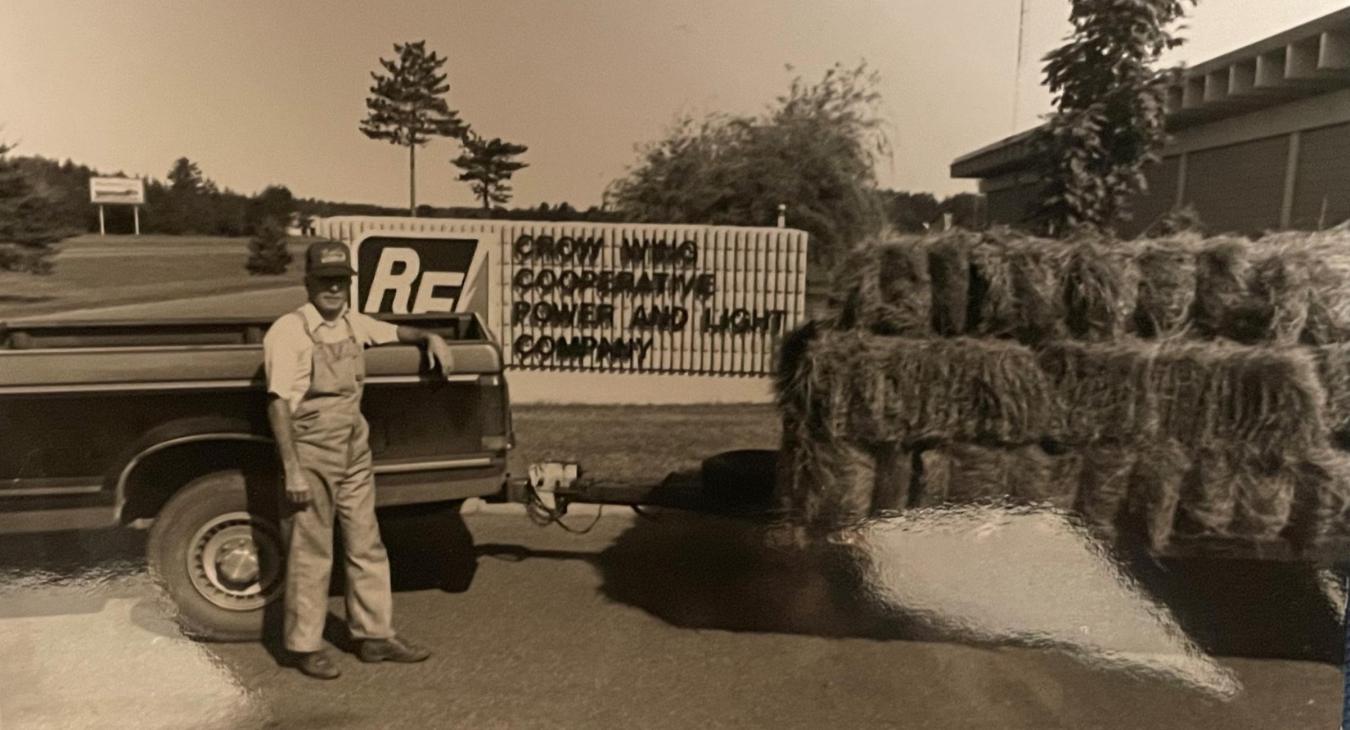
[503,451,778,518]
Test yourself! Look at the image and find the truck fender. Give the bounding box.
[111,416,273,522]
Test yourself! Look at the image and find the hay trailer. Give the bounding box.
[733,228,1350,567]
[527,228,1350,568]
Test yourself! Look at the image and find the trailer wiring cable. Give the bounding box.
[524,482,604,534]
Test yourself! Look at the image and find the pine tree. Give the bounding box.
[452,130,529,210]
[360,41,467,216]
[245,218,292,275]
[0,141,70,273]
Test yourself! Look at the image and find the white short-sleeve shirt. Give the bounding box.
[263,303,400,412]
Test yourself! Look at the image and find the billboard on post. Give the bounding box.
[89,177,145,205]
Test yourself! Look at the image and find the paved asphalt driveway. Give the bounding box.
[0,507,1343,729]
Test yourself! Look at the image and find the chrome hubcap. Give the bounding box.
[188,511,283,611]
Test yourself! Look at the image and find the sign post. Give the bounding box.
[88,177,146,236]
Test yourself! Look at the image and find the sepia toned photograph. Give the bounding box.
[4,1,1350,728]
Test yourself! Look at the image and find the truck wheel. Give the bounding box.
[701,450,778,507]
[146,470,285,641]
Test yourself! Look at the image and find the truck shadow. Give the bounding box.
[587,511,1345,667]
[0,529,150,618]
[0,502,477,632]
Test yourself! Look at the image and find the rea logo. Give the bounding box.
[356,236,483,314]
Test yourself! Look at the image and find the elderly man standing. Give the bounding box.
[264,240,453,679]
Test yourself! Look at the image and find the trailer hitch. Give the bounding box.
[507,451,778,526]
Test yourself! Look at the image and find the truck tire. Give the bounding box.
[701,450,778,507]
[146,470,285,642]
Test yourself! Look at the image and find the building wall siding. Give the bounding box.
[1292,121,1350,229]
[1119,156,1180,238]
[1182,135,1289,236]
[986,183,1041,227]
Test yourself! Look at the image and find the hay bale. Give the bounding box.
[1037,340,1158,444]
[1302,245,1350,345]
[832,334,1059,445]
[834,239,931,335]
[968,233,1071,344]
[1286,449,1350,547]
[1176,448,1236,537]
[927,232,975,336]
[1148,343,1327,455]
[1062,239,1139,340]
[1312,342,1350,440]
[1008,240,1071,344]
[1256,229,1350,344]
[773,425,805,517]
[1192,236,1266,342]
[871,442,915,513]
[968,236,1017,338]
[914,446,953,508]
[1014,446,1080,511]
[1229,449,1296,541]
[774,320,821,427]
[807,440,877,529]
[1076,446,1136,539]
[1133,238,1197,338]
[776,331,1058,447]
[774,432,876,530]
[914,443,1076,510]
[1126,440,1190,551]
[1248,245,1313,346]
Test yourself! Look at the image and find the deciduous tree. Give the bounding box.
[1032,0,1195,236]
[608,62,888,264]
[360,40,467,216]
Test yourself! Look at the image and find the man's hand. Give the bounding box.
[426,334,455,379]
[285,471,313,508]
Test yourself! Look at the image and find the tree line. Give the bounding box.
[0,39,992,275]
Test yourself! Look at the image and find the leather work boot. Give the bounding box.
[295,650,341,680]
[357,635,431,664]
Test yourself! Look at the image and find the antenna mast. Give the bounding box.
[1013,0,1029,132]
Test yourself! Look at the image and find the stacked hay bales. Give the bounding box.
[776,227,1350,551]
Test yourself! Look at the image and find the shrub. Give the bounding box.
[245,218,292,275]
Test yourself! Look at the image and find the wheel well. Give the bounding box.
[120,440,278,525]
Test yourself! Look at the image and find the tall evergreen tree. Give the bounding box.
[1032,0,1195,236]
[360,41,467,216]
[451,131,529,210]
[167,157,212,194]
[0,140,72,273]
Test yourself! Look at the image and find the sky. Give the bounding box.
[1,1,1347,211]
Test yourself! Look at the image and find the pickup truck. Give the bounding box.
[0,313,511,640]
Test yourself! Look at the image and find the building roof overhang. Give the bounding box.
[951,6,1350,180]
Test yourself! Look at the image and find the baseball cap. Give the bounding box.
[305,241,356,278]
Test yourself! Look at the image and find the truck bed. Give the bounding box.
[0,314,501,388]
[0,313,511,530]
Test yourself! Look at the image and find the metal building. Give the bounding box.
[951,7,1350,237]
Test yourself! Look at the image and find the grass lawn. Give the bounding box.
[507,404,781,483]
[0,235,310,319]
